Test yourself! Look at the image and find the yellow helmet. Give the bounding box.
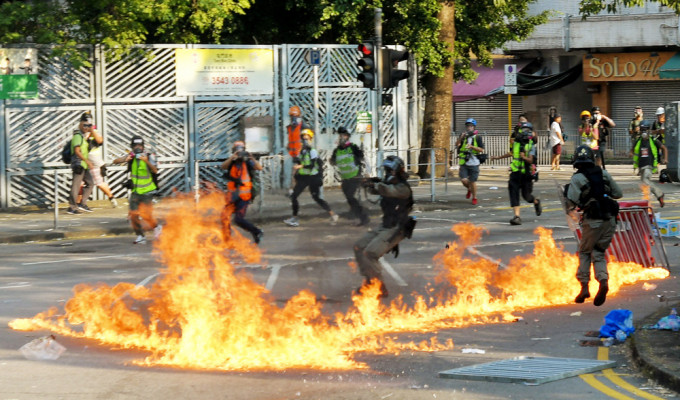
[301,128,314,140]
[580,110,591,119]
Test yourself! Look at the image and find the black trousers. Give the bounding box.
[341,177,367,219]
[508,171,535,207]
[291,174,330,216]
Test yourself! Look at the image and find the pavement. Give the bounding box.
[2,164,680,392]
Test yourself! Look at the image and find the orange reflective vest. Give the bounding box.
[227,162,252,201]
[287,124,302,157]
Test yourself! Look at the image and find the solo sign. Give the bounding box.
[583,52,678,81]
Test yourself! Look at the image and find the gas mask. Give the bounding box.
[293,117,302,125]
[641,132,649,140]
[302,139,311,148]
[133,147,144,155]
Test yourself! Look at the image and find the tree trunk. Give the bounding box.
[418,1,455,178]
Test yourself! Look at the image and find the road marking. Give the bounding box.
[21,253,145,266]
[136,272,160,288]
[598,346,665,400]
[0,282,31,289]
[265,264,281,290]
[580,374,635,400]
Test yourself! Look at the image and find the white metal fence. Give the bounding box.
[0,44,410,208]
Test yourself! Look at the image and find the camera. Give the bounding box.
[237,151,249,159]
[135,153,143,159]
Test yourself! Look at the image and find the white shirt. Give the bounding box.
[549,121,563,147]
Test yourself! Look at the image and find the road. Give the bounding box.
[1,170,680,399]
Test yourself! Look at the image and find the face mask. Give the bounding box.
[302,139,310,147]
[294,117,302,125]
[133,147,143,154]
[641,132,649,140]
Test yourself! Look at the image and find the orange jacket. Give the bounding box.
[226,161,252,201]
[287,124,302,157]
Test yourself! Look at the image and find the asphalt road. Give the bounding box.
[1,171,680,400]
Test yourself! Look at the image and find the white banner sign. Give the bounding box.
[176,48,274,96]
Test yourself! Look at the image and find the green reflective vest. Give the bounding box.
[511,141,532,173]
[334,147,360,179]
[458,135,481,166]
[131,158,157,194]
[633,138,659,173]
[297,150,319,176]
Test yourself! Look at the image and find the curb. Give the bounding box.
[630,303,680,393]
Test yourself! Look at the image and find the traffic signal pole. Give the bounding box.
[374,8,383,175]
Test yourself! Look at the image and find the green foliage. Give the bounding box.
[580,0,680,17]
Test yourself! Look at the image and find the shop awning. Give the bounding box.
[659,52,680,79]
[452,59,531,103]
[485,63,582,97]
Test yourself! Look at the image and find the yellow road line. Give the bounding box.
[598,347,666,400]
[580,373,636,400]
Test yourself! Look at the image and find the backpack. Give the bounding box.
[578,166,619,219]
[61,141,72,164]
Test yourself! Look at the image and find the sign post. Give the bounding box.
[504,64,518,136]
[306,49,322,140]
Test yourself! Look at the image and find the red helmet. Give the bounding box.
[289,106,301,117]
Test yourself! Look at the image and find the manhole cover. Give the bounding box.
[439,356,617,385]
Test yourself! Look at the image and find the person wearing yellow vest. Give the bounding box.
[490,122,542,225]
[330,127,369,226]
[221,141,264,244]
[578,110,600,164]
[112,135,162,244]
[67,112,96,214]
[455,118,485,205]
[630,121,668,208]
[284,129,338,227]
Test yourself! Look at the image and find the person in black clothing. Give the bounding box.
[330,127,369,226]
[566,145,623,306]
[354,156,414,298]
[590,106,616,169]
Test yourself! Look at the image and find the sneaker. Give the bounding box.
[110,198,118,208]
[534,199,542,216]
[471,198,478,206]
[284,217,299,227]
[465,190,471,199]
[66,208,81,215]
[658,194,665,208]
[77,204,93,213]
[133,235,147,244]
[510,216,522,225]
[330,214,339,225]
[253,230,264,244]
[153,224,163,240]
[286,188,294,198]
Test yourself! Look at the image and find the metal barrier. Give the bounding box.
[559,194,670,269]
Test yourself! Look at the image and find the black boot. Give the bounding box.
[575,282,590,303]
[594,279,609,306]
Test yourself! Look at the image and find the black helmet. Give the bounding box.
[337,126,350,135]
[639,120,651,131]
[573,145,595,166]
[130,135,144,147]
[520,121,533,131]
[382,155,404,173]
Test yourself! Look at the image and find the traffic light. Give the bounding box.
[357,41,376,89]
[382,48,410,89]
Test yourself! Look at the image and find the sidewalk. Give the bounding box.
[1,165,680,392]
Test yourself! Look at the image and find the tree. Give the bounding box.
[0,0,255,68]
[579,0,680,16]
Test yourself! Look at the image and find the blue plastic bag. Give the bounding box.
[599,309,635,338]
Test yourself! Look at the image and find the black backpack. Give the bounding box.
[61,141,72,164]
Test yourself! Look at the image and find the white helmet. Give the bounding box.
[656,107,665,115]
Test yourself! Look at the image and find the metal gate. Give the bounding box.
[0,43,410,208]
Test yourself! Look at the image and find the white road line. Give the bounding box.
[135,272,160,288]
[379,258,408,287]
[0,282,31,289]
[21,253,145,266]
[265,264,281,291]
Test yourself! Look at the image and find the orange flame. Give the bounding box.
[9,200,668,371]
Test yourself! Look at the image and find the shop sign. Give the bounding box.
[583,52,678,82]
